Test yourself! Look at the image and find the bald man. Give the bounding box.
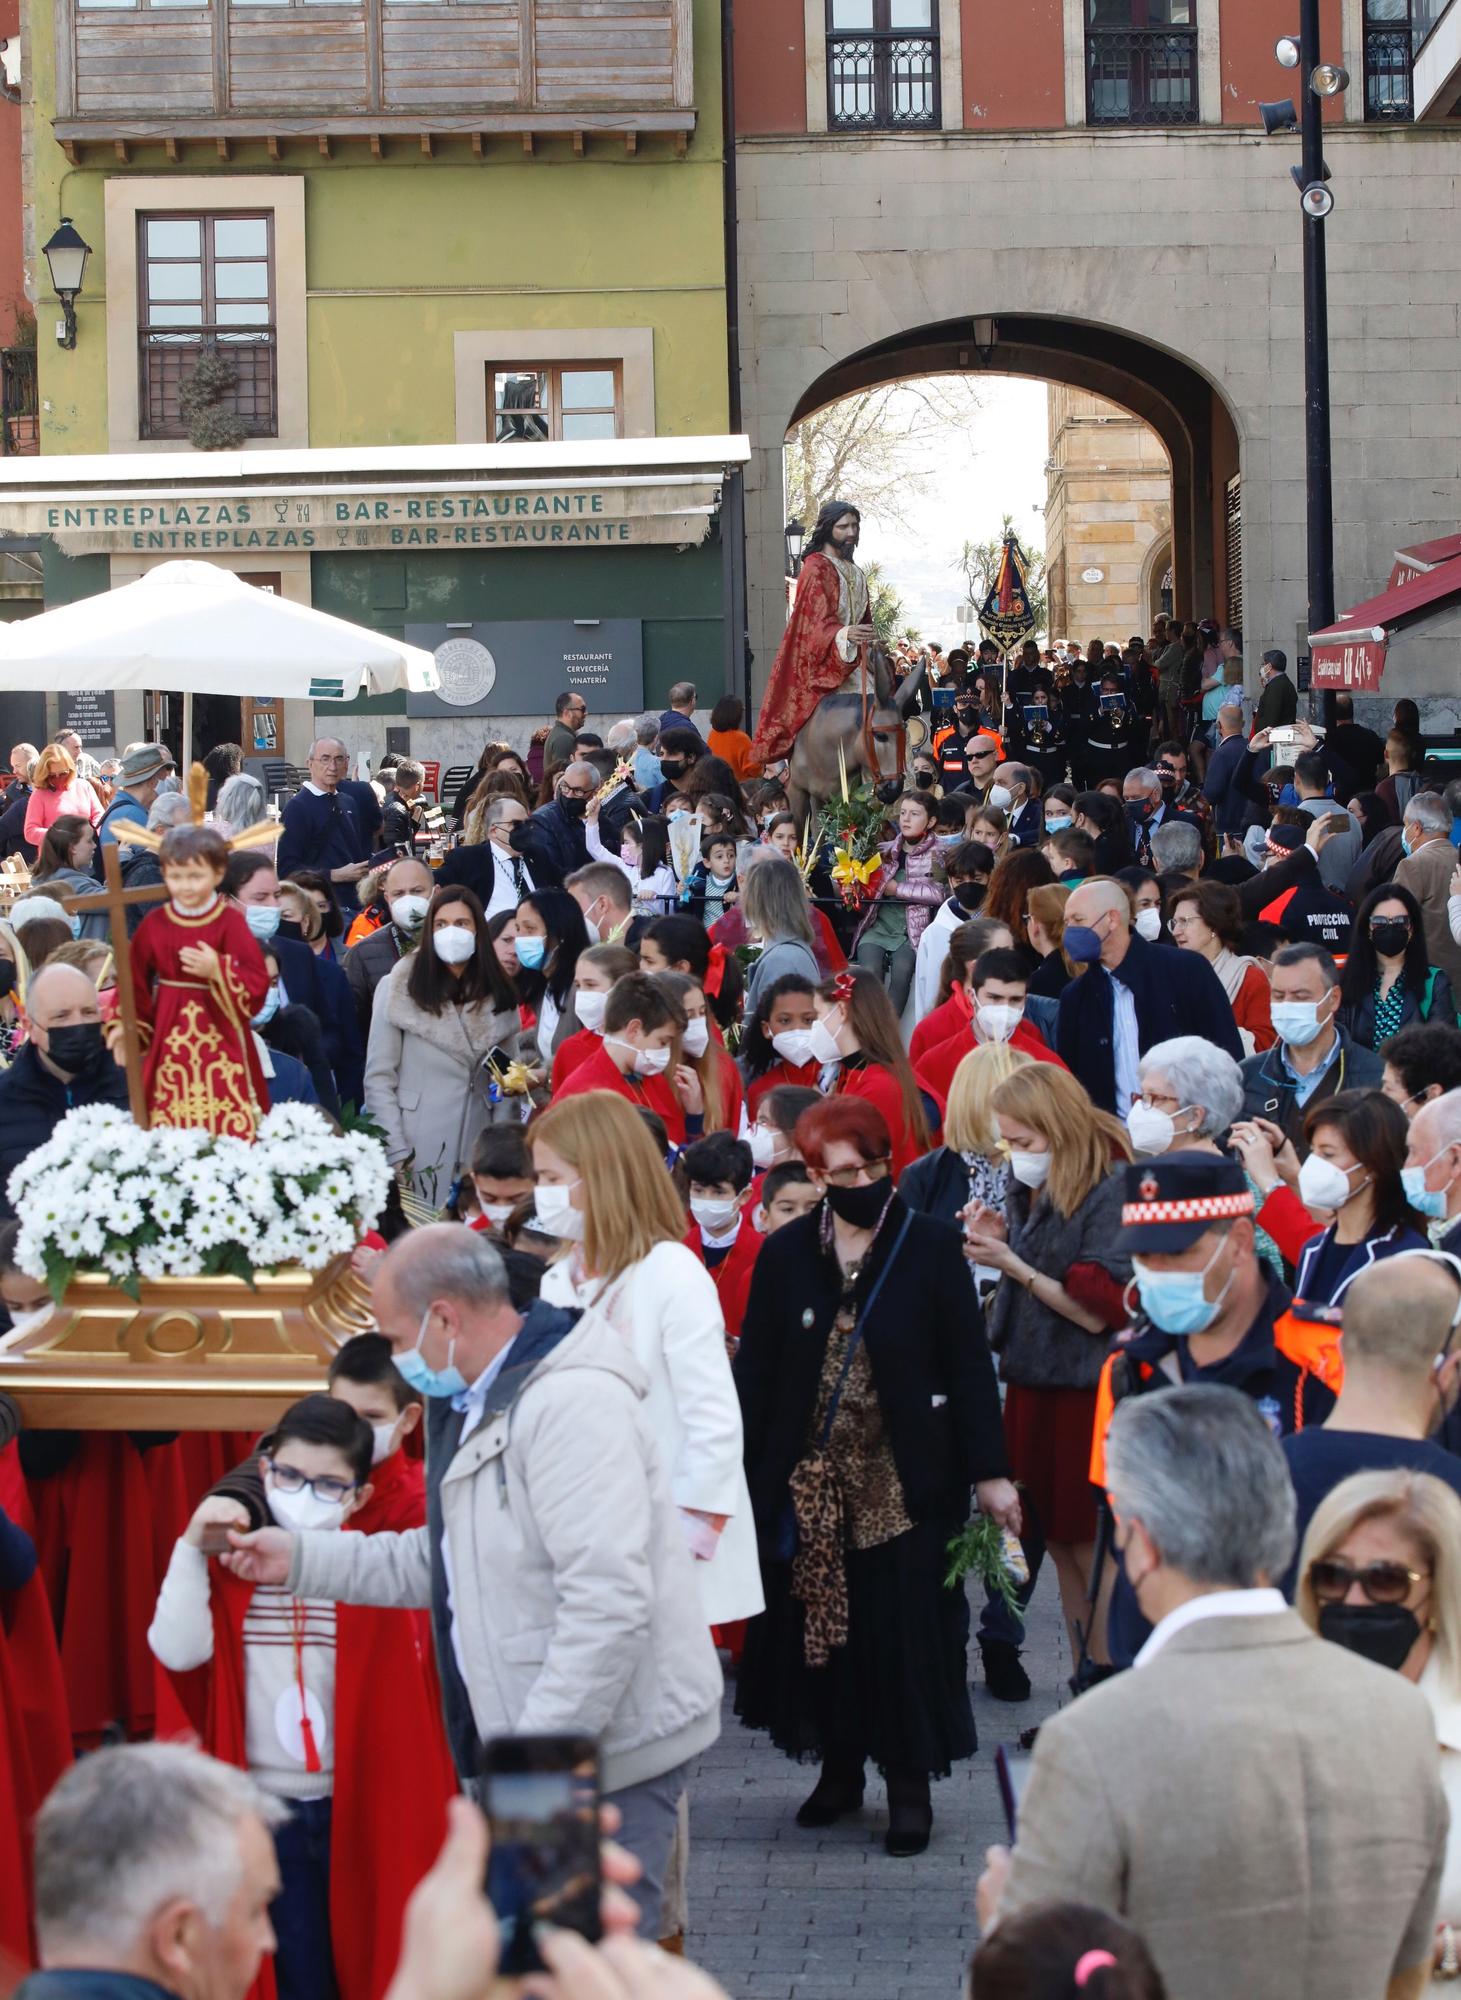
[224,1223,723,1933]
[0,961,129,1216]
[1055,875,1243,1114]
[510,758,595,890]
[1282,1253,1461,1589]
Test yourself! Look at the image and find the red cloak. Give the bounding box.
[750,551,863,763]
[686,1219,763,1345]
[155,1449,456,2000]
[0,1442,71,1974]
[549,1042,689,1144]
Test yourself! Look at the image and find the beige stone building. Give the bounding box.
[1044,388,1172,647]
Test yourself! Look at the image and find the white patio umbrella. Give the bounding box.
[0,558,439,758]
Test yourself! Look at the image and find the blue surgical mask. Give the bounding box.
[1045,815,1073,833]
[252,982,281,1027]
[1270,998,1329,1048]
[1132,1234,1233,1337]
[1403,1151,1457,1220]
[1401,831,1416,857]
[393,1306,468,1400]
[1063,923,1105,964]
[514,934,547,970]
[68,914,82,941]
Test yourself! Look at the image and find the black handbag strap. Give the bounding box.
[815,1207,915,1451]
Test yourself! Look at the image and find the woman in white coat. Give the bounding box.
[364,883,523,1208]
[530,1088,764,1629]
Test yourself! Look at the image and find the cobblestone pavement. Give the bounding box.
[686,1571,1071,2000]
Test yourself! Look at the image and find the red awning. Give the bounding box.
[1392,532,1461,583]
[1308,549,1461,691]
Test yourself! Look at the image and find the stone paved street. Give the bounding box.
[686,1570,1071,2000]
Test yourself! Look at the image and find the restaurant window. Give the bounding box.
[492,365,622,443]
[827,0,940,131]
[1086,0,1198,126]
[1364,0,1415,120]
[138,213,277,441]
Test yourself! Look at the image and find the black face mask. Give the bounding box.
[660,758,686,782]
[45,1021,105,1076]
[1369,920,1411,959]
[277,919,306,945]
[559,794,589,818]
[953,882,986,914]
[1318,1601,1421,1673]
[913,770,936,791]
[0,959,15,1001]
[824,1180,891,1229]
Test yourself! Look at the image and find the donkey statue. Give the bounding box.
[785,646,928,828]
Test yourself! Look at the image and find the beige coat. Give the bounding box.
[1397,833,1461,1003]
[363,956,521,1206]
[1001,1609,1447,2000]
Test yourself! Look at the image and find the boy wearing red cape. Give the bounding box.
[150,1389,455,2000]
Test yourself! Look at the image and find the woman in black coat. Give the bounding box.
[734,1095,1016,1858]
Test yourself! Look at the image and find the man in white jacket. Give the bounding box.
[224,1225,722,1932]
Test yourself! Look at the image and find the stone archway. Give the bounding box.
[743,311,1242,700]
[1141,533,1175,628]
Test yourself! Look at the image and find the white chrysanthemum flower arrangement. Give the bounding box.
[8,1101,390,1300]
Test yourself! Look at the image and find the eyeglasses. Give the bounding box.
[266,1462,358,1506]
[821,1157,891,1189]
[1307,1557,1428,1605]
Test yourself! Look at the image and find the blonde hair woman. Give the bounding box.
[530,1091,763,1628]
[24,743,99,849]
[1297,1468,1461,1987]
[963,1063,1134,1650]
[899,1042,1033,1240]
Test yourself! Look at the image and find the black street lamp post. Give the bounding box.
[1300,0,1335,639]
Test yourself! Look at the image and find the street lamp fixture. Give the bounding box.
[1300,182,1336,219]
[783,518,806,578]
[1310,62,1350,96]
[1260,98,1299,133]
[41,217,91,349]
[972,314,996,361]
[1275,34,1301,67]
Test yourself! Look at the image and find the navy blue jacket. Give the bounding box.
[1055,931,1244,1115]
[0,785,34,862]
[0,1043,131,1219]
[512,799,588,891]
[339,777,384,853]
[277,786,367,900]
[1201,731,1257,838]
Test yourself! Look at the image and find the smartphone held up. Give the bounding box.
[481,1734,602,1977]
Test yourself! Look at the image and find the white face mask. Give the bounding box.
[690,1194,741,1236]
[266,1478,349,1533]
[748,1124,780,1169]
[682,1017,711,1059]
[370,1421,401,1467]
[975,1002,1023,1045]
[432,926,476,966]
[807,1016,844,1065]
[1125,1100,1195,1156]
[1134,907,1163,942]
[390,893,430,934]
[1009,1149,1052,1189]
[633,1043,672,1077]
[533,1181,586,1240]
[574,988,608,1033]
[771,1028,818,1067]
[477,1200,516,1229]
[1298,1152,1363,1214]
[987,784,1014,812]
[3,1302,52,1344]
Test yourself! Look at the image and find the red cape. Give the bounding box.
[745,1055,821,1118]
[835,1060,932,1176]
[551,1026,601,1092]
[0,1443,71,1973]
[686,1218,763,1343]
[550,1041,688,1144]
[914,1016,1067,1114]
[751,552,861,763]
[155,1450,456,2000]
[909,985,970,1067]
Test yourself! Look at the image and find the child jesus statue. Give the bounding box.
[130,822,272,1136]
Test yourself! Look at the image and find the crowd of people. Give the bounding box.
[6,626,1461,2000]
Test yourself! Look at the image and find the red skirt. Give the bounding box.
[1003,1381,1101,1545]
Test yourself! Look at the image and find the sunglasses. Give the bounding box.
[1307,1557,1428,1605]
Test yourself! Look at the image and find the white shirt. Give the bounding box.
[1134,1586,1287,1668]
[442,1336,517,1681]
[484,840,533,921]
[1108,966,1142,1117]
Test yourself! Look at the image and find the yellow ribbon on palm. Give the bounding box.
[831,846,881,889]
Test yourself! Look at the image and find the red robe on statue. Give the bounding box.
[155,1449,456,2000]
[131,895,272,1137]
[751,550,869,763]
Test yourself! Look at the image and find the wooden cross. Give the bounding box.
[54,842,164,1129]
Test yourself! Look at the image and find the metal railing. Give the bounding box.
[139,329,277,442]
[0,348,38,457]
[828,31,940,130]
[1086,24,1198,125]
[1364,25,1415,119]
